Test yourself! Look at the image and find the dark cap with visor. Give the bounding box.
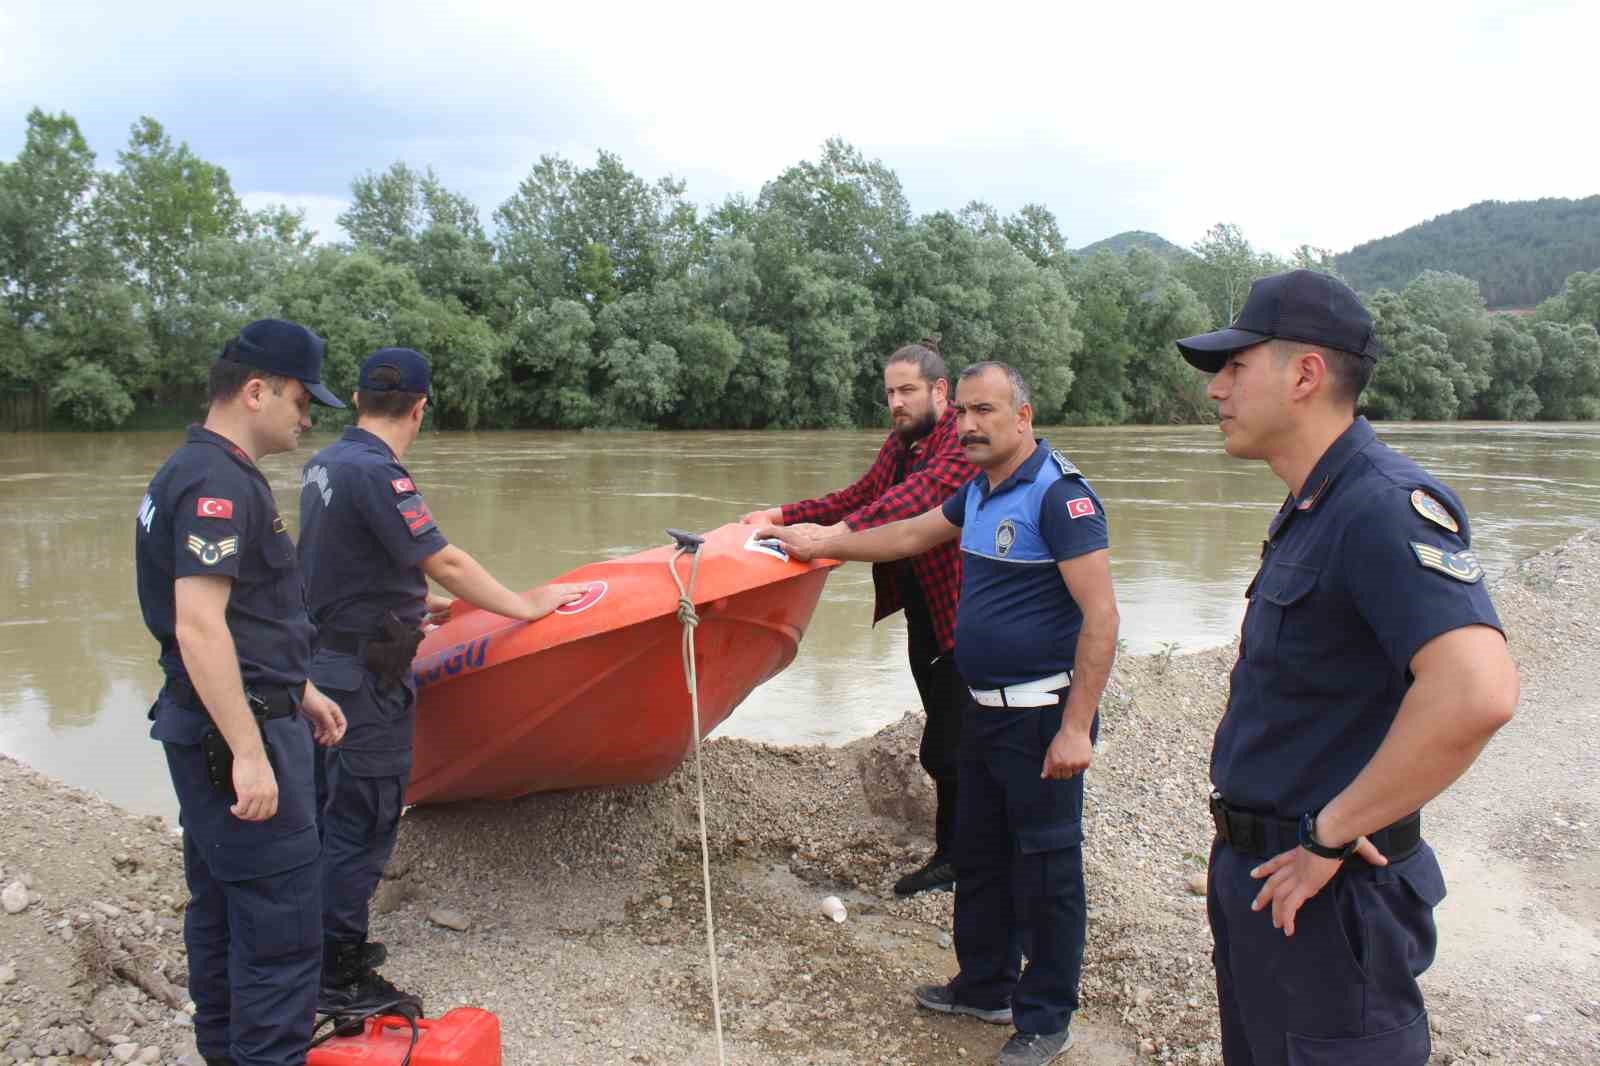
[1175,269,1381,373]
[222,319,344,407]
[358,347,433,401]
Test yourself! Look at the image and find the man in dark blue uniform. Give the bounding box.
[761,362,1119,1066]
[297,348,587,1014]
[1176,270,1520,1066]
[135,319,349,1066]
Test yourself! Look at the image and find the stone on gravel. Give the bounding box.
[856,714,936,828]
[137,1045,161,1063]
[0,960,14,984]
[428,908,470,932]
[111,1042,138,1062]
[1,882,28,914]
[1185,872,1208,896]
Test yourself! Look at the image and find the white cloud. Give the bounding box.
[4,0,1598,255]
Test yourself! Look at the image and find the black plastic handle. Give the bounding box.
[666,528,706,553]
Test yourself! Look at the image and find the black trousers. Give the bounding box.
[899,570,965,854]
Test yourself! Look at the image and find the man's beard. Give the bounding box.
[894,408,937,444]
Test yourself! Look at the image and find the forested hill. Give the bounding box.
[1335,197,1600,309]
[1076,230,1192,263]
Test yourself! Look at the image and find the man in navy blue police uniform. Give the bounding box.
[1176,270,1520,1066]
[298,348,588,1015]
[135,319,349,1066]
[761,362,1119,1066]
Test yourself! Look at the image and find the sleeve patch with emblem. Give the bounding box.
[396,493,437,538]
[1411,541,1482,583]
[185,534,240,566]
[1410,489,1460,533]
[1067,497,1097,519]
[196,497,234,519]
[392,477,416,494]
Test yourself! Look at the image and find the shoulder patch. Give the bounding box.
[185,534,240,566]
[1049,449,1081,477]
[392,477,417,495]
[1067,497,1097,520]
[196,497,233,519]
[1410,489,1460,533]
[1411,541,1482,583]
[396,493,437,538]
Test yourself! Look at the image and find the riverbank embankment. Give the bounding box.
[3,531,1599,1065]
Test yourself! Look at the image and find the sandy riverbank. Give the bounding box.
[3,530,1598,1066]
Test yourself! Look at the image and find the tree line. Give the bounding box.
[4,109,1599,430]
[1335,197,1600,311]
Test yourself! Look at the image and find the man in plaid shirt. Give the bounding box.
[743,339,976,895]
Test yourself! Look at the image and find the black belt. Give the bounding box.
[1209,793,1422,862]
[163,677,299,720]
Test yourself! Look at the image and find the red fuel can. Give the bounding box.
[308,1008,502,1066]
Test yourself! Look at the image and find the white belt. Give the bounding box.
[969,671,1072,708]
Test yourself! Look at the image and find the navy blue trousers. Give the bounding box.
[157,706,322,1066]
[950,696,1091,1036]
[308,655,412,948]
[1208,838,1446,1065]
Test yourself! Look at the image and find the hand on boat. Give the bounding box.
[424,593,454,627]
[526,582,593,620]
[230,751,278,822]
[741,507,784,525]
[301,682,348,747]
[755,526,816,561]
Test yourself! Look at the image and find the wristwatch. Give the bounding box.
[1298,812,1357,860]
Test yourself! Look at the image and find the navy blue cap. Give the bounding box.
[358,348,433,401]
[223,319,344,407]
[1176,270,1381,373]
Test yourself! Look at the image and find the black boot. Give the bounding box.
[320,938,423,1017]
[893,853,956,897]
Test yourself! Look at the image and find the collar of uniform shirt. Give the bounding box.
[343,424,397,459]
[189,424,267,480]
[1268,417,1378,539]
[975,437,1050,499]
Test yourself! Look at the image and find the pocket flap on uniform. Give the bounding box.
[1017,820,1084,854]
[209,824,321,883]
[1257,562,1319,607]
[1287,1010,1430,1066]
[1388,847,1447,908]
[148,700,211,745]
[309,648,365,693]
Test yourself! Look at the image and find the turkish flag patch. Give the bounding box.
[395,493,437,538]
[1067,497,1097,520]
[392,477,416,494]
[196,497,234,519]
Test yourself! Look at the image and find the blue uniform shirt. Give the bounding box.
[298,427,449,635]
[941,438,1109,689]
[1212,417,1503,818]
[135,425,314,694]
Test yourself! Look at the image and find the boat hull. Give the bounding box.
[405,524,835,805]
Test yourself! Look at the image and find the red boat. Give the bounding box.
[404,523,838,805]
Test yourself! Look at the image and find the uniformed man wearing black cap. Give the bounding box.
[297,347,588,1016]
[1176,271,1520,1066]
[135,318,349,1066]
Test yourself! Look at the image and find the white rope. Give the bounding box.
[670,544,727,1066]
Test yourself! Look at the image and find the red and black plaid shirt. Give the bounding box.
[781,407,974,652]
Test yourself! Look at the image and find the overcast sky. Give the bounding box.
[2,0,1595,255]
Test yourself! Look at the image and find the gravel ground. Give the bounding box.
[2,530,1597,1065]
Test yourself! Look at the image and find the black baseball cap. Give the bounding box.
[358,347,433,401]
[222,319,344,407]
[1175,270,1381,373]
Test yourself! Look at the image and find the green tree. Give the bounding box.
[1481,317,1542,421]
[1364,289,1459,420]
[1529,321,1600,420]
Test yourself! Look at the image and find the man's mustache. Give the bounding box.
[960,434,990,446]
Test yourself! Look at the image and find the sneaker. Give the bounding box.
[995,1026,1073,1065]
[894,855,956,897]
[912,982,1013,1025]
[319,967,424,1017]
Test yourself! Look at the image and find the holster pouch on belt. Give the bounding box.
[363,610,425,686]
[200,689,281,800]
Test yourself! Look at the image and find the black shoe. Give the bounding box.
[894,855,956,897]
[912,982,1013,1025]
[320,967,424,1017]
[361,939,387,969]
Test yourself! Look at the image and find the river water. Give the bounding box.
[3,421,1598,819]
